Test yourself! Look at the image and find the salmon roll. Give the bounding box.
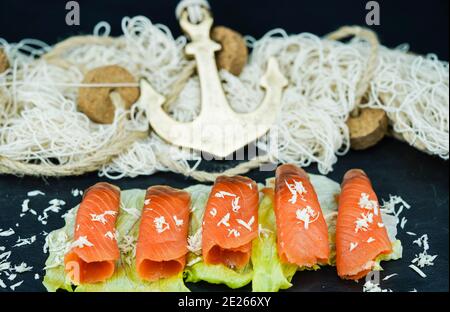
[336,169,392,280]
[274,164,330,267]
[202,176,259,269]
[64,182,121,284]
[136,186,190,281]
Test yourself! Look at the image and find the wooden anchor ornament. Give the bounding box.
[137,9,288,158]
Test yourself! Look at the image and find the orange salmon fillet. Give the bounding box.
[136,186,190,281]
[275,164,330,267]
[64,182,121,284]
[202,176,258,269]
[336,169,392,280]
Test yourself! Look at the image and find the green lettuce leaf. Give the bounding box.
[373,239,403,271]
[251,194,297,292]
[43,189,189,292]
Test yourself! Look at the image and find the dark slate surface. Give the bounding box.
[0,0,448,292]
[0,137,448,292]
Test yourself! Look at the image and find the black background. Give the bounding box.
[0,0,448,293]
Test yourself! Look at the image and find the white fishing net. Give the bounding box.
[0,15,448,180]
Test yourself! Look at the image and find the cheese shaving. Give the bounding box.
[71,236,94,249]
[236,216,255,231]
[9,280,23,291]
[187,228,202,255]
[27,190,45,197]
[349,242,358,251]
[363,280,392,292]
[214,191,236,198]
[21,199,30,213]
[285,179,307,204]
[295,206,319,230]
[90,210,117,224]
[0,228,15,237]
[382,273,398,281]
[14,262,33,273]
[409,264,427,278]
[71,188,83,197]
[354,212,373,233]
[231,196,241,213]
[13,235,36,247]
[154,216,170,233]
[227,228,241,238]
[173,215,184,227]
[217,213,231,227]
[358,192,379,215]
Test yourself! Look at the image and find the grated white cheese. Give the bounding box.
[295,206,319,230]
[217,213,231,228]
[412,252,438,268]
[173,215,184,227]
[14,262,33,273]
[349,242,358,251]
[37,199,66,225]
[247,183,253,190]
[187,228,202,255]
[0,228,15,237]
[13,235,36,247]
[9,280,23,291]
[0,279,6,288]
[209,208,217,217]
[154,216,170,233]
[71,188,83,197]
[34,273,40,280]
[144,199,151,205]
[227,228,241,238]
[104,231,116,240]
[406,231,417,236]
[400,217,407,229]
[367,237,375,243]
[355,212,373,233]
[231,196,241,213]
[413,234,430,251]
[409,264,427,278]
[236,216,255,232]
[214,191,236,198]
[27,190,45,197]
[285,179,307,204]
[117,235,136,266]
[90,210,117,225]
[363,280,392,292]
[359,193,379,215]
[381,195,410,214]
[21,199,30,213]
[71,236,94,249]
[382,273,398,281]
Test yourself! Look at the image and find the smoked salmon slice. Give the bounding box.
[336,169,392,280]
[202,176,258,269]
[136,186,190,281]
[274,164,330,267]
[64,182,121,284]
